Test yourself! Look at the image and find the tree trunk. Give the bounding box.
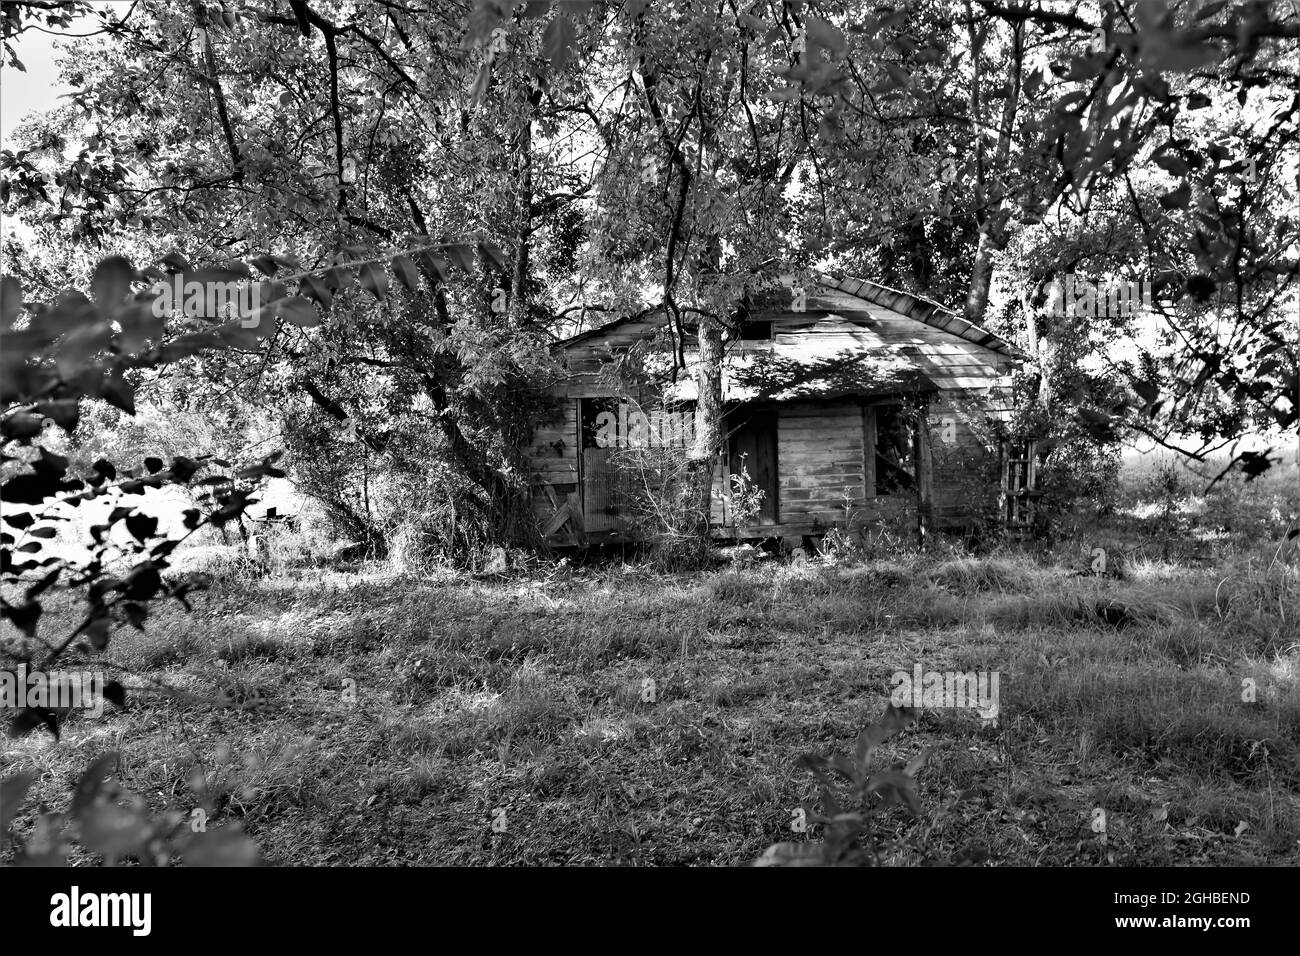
[964,229,996,322]
[962,11,1022,325]
[686,309,725,542]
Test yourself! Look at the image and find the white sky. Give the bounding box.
[1,32,68,149]
[0,2,129,149]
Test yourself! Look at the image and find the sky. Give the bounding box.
[0,2,127,150]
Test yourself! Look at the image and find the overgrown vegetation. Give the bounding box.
[5,464,1295,865]
[2,0,1297,868]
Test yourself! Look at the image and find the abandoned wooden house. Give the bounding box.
[526,276,1033,547]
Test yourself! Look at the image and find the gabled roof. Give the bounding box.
[556,277,1021,359]
[553,306,659,350]
[818,274,1021,358]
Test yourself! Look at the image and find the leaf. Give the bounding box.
[116,301,166,354]
[1158,183,1191,209]
[883,63,912,88]
[468,59,492,108]
[445,243,476,273]
[84,616,109,651]
[1133,380,1160,404]
[2,600,40,635]
[418,251,448,282]
[170,456,202,482]
[24,566,61,599]
[299,274,333,309]
[0,413,43,440]
[542,14,576,72]
[91,255,133,310]
[100,373,136,415]
[853,703,916,765]
[35,399,80,432]
[249,255,279,276]
[80,800,150,862]
[102,681,126,708]
[1149,39,1221,73]
[804,15,846,55]
[0,771,35,841]
[752,841,825,867]
[71,753,118,815]
[323,266,355,292]
[391,255,420,291]
[125,512,158,542]
[1238,450,1274,480]
[9,707,59,740]
[185,824,261,866]
[477,242,507,272]
[1153,154,1188,176]
[0,275,22,329]
[121,565,163,601]
[902,749,928,778]
[865,770,922,815]
[216,318,265,349]
[2,446,71,506]
[358,262,388,302]
[275,296,320,328]
[161,251,191,273]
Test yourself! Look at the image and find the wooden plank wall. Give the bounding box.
[778,401,867,526]
[926,392,1015,529]
[526,400,580,538]
[524,396,1018,540]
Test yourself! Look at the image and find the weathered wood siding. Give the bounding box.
[526,400,580,540]
[526,281,1019,543]
[778,401,866,526]
[926,392,1015,530]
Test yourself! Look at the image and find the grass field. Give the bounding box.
[3,465,1298,866]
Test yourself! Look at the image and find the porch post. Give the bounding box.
[913,403,935,545]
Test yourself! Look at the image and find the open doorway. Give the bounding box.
[728,407,779,524]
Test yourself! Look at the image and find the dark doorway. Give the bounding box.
[579,398,631,533]
[728,408,779,524]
